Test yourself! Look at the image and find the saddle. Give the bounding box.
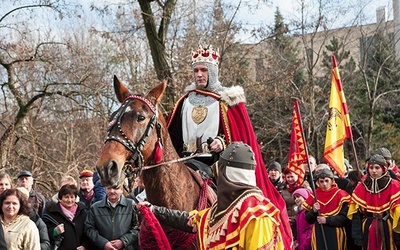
[185,159,217,205]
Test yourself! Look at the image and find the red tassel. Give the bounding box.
[154,140,163,164]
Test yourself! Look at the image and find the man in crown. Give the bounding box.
[167,45,293,249]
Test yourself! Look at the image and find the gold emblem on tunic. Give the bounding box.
[192,106,208,124]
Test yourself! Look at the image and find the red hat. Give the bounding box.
[79,170,94,179]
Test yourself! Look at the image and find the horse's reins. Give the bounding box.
[137,152,210,171]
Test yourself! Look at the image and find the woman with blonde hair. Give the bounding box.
[0,172,13,194]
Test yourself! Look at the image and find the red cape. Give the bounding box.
[351,178,400,213]
[304,186,350,216]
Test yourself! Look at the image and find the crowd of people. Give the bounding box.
[3,44,400,250]
[0,169,142,249]
[5,149,400,250]
[266,147,400,250]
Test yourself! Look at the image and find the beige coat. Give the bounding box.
[2,215,40,250]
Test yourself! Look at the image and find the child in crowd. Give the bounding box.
[304,168,350,250]
[292,188,312,250]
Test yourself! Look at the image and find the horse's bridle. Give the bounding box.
[105,95,162,191]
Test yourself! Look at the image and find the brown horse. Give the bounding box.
[96,76,213,249]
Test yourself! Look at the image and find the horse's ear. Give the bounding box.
[113,75,131,103]
[147,80,167,105]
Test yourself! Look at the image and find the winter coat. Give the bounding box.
[295,209,312,250]
[31,212,50,250]
[43,201,89,250]
[84,195,139,250]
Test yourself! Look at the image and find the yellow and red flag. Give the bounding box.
[287,100,308,185]
[323,56,353,178]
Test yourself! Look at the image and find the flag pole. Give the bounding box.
[295,100,329,250]
[349,134,362,173]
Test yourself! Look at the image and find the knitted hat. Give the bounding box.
[16,187,30,198]
[344,158,353,171]
[79,169,94,179]
[292,188,310,200]
[267,161,282,172]
[373,147,392,160]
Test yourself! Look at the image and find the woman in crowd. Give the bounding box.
[281,168,298,239]
[347,169,362,190]
[0,171,50,249]
[348,154,400,249]
[304,168,350,250]
[284,168,311,194]
[0,172,12,194]
[0,188,40,249]
[43,184,89,250]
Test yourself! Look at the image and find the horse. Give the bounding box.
[96,76,215,249]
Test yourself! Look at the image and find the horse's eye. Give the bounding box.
[137,115,145,122]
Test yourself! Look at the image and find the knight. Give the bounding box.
[167,44,294,249]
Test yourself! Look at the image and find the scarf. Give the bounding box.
[60,203,78,221]
[84,189,94,202]
[270,178,285,191]
[287,180,302,193]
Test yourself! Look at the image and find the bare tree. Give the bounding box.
[357,26,400,153]
[0,2,116,196]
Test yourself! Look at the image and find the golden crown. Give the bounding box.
[191,45,219,66]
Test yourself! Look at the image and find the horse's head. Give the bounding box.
[96,75,167,188]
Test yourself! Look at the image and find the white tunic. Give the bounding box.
[181,98,220,153]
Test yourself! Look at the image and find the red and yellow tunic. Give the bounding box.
[190,192,284,250]
[348,176,400,249]
[303,186,350,250]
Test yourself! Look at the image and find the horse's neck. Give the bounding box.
[143,138,197,210]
